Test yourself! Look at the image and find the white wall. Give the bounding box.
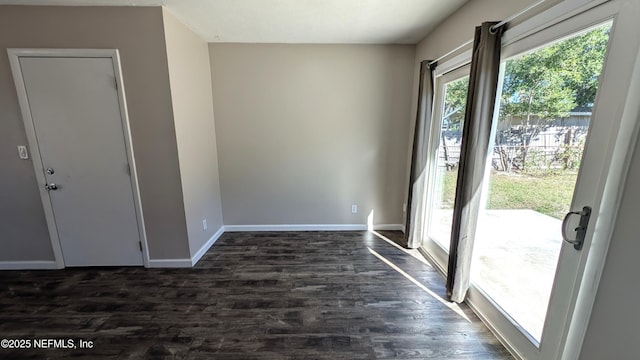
[163,9,224,257]
[209,44,415,227]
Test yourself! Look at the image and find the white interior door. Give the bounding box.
[15,55,143,267]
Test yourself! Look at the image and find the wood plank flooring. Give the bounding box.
[0,231,512,359]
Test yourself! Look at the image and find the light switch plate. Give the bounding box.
[17,145,29,160]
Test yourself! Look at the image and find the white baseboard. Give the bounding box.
[190,226,224,266]
[0,260,59,270]
[147,258,192,268]
[223,224,368,232]
[148,226,225,268]
[223,224,406,232]
[1,224,404,270]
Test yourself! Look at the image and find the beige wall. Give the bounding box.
[209,44,415,226]
[0,6,190,261]
[162,9,224,257]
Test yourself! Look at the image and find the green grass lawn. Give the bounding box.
[442,170,578,220]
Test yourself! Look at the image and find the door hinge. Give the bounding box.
[114,77,118,90]
[139,241,143,252]
[125,163,131,176]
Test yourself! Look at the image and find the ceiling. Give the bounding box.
[0,0,469,44]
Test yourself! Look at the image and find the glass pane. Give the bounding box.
[428,76,469,251]
[471,24,611,342]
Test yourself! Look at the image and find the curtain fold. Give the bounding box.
[446,22,505,303]
[405,60,436,249]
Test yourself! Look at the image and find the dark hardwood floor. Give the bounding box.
[0,231,512,359]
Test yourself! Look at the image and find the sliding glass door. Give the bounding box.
[420,66,469,270]
[465,2,640,357]
[417,1,640,358]
[471,20,611,344]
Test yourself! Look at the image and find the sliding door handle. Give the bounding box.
[561,206,591,250]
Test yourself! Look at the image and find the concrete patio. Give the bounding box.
[473,209,563,341]
[428,209,563,341]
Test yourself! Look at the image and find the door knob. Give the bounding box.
[45,183,58,191]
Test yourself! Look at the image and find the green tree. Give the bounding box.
[443,76,469,131]
[437,25,610,172]
[560,26,610,107]
[496,24,610,171]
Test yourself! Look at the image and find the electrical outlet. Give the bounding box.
[17,145,29,160]
[202,219,208,230]
[351,204,358,214]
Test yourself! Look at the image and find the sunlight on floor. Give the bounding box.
[367,247,470,322]
[370,230,432,267]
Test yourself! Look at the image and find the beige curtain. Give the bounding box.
[446,22,505,303]
[405,60,436,249]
